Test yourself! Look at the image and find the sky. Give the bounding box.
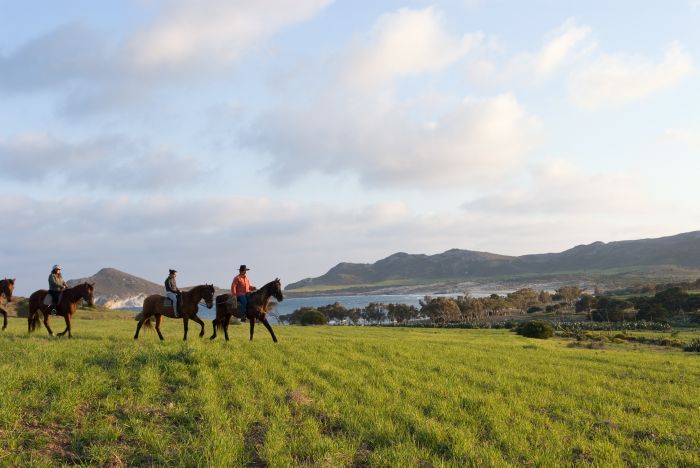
[1,0,699,295]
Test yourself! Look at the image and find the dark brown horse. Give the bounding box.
[28,283,95,337]
[134,284,215,341]
[0,278,16,331]
[210,293,237,341]
[245,278,283,342]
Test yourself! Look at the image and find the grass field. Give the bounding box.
[1,317,699,466]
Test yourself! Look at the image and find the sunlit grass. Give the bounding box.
[0,317,699,465]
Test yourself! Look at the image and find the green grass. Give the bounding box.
[1,317,699,466]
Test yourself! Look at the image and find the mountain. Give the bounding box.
[286,231,700,294]
[68,268,163,309]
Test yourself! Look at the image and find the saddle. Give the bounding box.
[163,297,174,308]
[43,292,63,306]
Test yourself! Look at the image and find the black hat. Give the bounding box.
[239,265,250,272]
[169,269,177,274]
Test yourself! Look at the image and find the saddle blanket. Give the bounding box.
[163,298,174,308]
[43,292,63,306]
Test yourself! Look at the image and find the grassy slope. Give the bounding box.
[287,266,700,294]
[0,318,699,466]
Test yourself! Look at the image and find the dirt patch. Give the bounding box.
[286,387,313,407]
[244,421,268,467]
[20,420,80,463]
[351,442,373,467]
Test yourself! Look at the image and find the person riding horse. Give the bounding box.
[231,265,256,322]
[165,269,182,318]
[48,265,67,315]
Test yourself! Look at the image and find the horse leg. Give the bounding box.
[155,314,165,341]
[1,309,6,331]
[210,318,218,340]
[249,316,256,341]
[190,315,205,338]
[58,315,72,338]
[182,317,189,341]
[43,311,54,336]
[261,318,278,343]
[224,314,231,341]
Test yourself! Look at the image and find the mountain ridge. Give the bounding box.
[286,231,700,293]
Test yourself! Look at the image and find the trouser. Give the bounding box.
[49,290,61,308]
[166,292,180,315]
[237,295,248,319]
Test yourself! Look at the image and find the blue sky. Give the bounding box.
[1,0,699,294]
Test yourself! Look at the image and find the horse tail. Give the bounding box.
[27,292,43,333]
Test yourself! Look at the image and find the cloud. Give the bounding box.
[534,19,592,79]
[247,92,542,188]
[0,133,207,191]
[568,41,692,109]
[0,0,332,113]
[463,159,650,215]
[344,7,482,88]
[130,0,333,72]
[466,18,594,86]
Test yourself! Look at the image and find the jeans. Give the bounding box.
[237,295,248,319]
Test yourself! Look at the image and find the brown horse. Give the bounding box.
[28,282,95,337]
[0,278,16,331]
[245,278,283,342]
[134,284,215,341]
[210,293,237,341]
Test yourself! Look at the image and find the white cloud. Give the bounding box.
[344,7,482,88]
[534,18,592,79]
[0,133,207,191]
[130,0,333,71]
[568,41,693,109]
[248,92,542,188]
[463,159,651,215]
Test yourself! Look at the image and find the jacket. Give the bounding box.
[48,273,66,291]
[165,276,179,293]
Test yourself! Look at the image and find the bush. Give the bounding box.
[683,339,700,353]
[300,309,327,326]
[516,320,554,339]
[527,306,543,314]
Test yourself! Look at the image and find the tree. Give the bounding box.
[300,309,327,326]
[317,302,348,322]
[655,287,689,313]
[386,303,419,323]
[555,286,582,306]
[507,288,540,313]
[575,294,597,321]
[420,297,461,323]
[361,303,386,324]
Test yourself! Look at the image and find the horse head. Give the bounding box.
[203,284,215,309]
[271,278,284,302]
[82,282,96,307]
[1,278,15,302]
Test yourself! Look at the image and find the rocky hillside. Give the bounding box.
[287,231,700,292]
[68,268,163,309]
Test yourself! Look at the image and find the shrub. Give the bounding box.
[683,339,700,353]
[527,306,543,314]
[300,309,327,326]
[516,320,554,339]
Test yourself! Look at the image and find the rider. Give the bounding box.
[48,264,67,315]
[165,269,182,318]
[231,265,256,322]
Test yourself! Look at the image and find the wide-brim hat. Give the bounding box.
[239,265,250,272]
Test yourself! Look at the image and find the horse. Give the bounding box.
[0,278,16,331]
[210,293,237,341]
[134,284,215,341]
[245,278,283,342]
[27,282,95,337]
